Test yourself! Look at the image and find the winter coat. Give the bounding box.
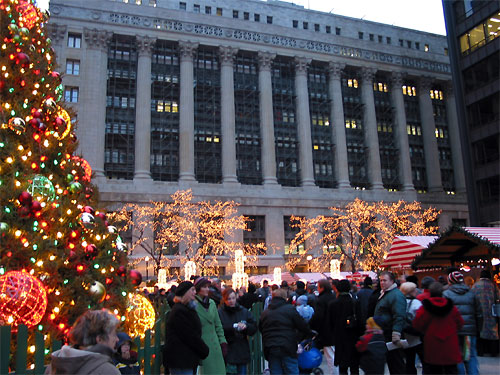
[218,304,257,365]
[45,344,121,375]
[237,292,260,310]
[259,297,312,359]
[356,287,373,324]
[472,278,499,340]
[195,295,227,375]
[163,302,210,370]
[114,352,140,375]
[328,293,362,367]
[443,283,482,336]
[374,285,407,338]
[309,290,336,346]
[413,297,464,365]
[416,290,431,302]
[356,329,387,375]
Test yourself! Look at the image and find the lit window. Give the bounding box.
[216,7,222,16]
[424,44,429,52]
[67,33,81,48]
[66,59,80,75]
[402,85,416,96]
[347,79,358,88]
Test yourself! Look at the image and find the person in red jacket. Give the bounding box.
[413,282,464,374]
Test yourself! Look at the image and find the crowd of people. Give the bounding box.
[44,268,498,375]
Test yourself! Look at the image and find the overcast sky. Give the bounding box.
[36,0,447,35]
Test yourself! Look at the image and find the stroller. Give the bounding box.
[298,337,324,375]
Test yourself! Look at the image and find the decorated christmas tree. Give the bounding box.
[0,0,136,349]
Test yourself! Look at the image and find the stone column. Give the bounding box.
[81,28,112,179]
[444,81,466,193]
[294,57,315,186]
[328,62,350,189]
[391,72,415,191]
[219,46,239,184]
[360,67,384,190]
[418,76,443,192]
[257,52,278,185]
[178,41,198,182]
[134,36,155,181]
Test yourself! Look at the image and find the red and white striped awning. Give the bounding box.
[465,227,500,246]
[382,236,438,269]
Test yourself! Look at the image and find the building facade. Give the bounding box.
[442,0,499,226]
[48,0,469,274]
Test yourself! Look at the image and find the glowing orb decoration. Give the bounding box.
[184,261,196,281]
[72,156,92,182]
[55,107,72,140]
[29,175,56,201]
[126,293,156,338]
[17,1,40,29]
[330,259,341,279]
[0,271,48,331]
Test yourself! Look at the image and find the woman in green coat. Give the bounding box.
[194,277,227,375]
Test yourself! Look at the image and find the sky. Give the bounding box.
[36,0,447,35]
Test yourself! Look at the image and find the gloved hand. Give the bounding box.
[392,331,403,348]
[220,342,228,358]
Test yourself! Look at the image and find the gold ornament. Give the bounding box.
[126,293,155,338]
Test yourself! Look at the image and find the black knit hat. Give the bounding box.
[175,281,194,297]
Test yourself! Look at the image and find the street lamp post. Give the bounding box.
[145,256,150,281]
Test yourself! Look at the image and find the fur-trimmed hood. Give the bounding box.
[422,297,454,317]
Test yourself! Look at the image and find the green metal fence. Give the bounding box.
[0,302,264,375]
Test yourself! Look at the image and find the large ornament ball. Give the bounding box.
[8,24,19,34]
[85,244,98,260]
[69,181,82,194]
[89,281,106,303]
[8,117,26,133]
[17,1,40,29]
[0,271,48,331]
[107,225,117,234]
[83,206,95,215]
[18,27,30,40]
[0,222,9,233]
[128,270,142,286]
[43,98,57,113]
[126,294,156,338]
[30,200,42,213]
[29,175,55,201]
[18,191,32,206]
[79,212,95,229]
[15,52,30,67]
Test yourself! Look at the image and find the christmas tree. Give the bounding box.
[0,0,136,349]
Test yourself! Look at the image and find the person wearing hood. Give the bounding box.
[163,281,210,375]
[45,309,121,375]
[218,287,257,374]
[259,288,313,374]
[374,271,407,375]
[296,295,314,322]
[413,282,464,374]
[443,271,482,375]
[114,332,140,374]
[194,277,228,375]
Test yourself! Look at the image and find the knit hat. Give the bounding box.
[296,295,308,306]
[194,277,210,291]
[366,316,385,330]
[448,271,464,284]
[175,281,194,297]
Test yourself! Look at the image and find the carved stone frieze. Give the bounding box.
[83,28,112,51]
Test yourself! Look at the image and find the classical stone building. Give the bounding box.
[48,0,469,275]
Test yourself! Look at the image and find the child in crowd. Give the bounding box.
[114,332,140,375]
[356,316,387,375]
[296,295,314,322]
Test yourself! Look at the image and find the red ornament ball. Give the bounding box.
[18,191,32,206]
[83,206,95,215]
[0,271,48,331]
[16,1,40,29]
[129,270,142,286]
[85,244,98,260]
[15,52,30,67]
[30,200,42,213]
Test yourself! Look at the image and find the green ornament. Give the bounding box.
[29,175,56,201]
[19,27,30,40]
[66,174,75,183]
[13,34,22,43]
[69,181,82,193]
[0,222,9,233]
[55,83,64,102]
[8,24,19,33]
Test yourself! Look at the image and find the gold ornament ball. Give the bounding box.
[89,281,106,303]
[126,294,156,338]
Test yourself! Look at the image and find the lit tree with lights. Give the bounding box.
[0,0,134,351]
[114,189,263,277]
[288,199,440,273]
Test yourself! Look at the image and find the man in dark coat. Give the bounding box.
[237,282,260,309]
[259,288,313,374]
[357,277,374,325]
[309,279,336,374]
[329,279,362,375]
[163,281,209,375]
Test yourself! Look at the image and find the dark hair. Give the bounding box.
[379,271,396,282]
[318,279,332,292]
[429,281,443,297]
[281,280,289,288]
[296,281,305,290]
[222,287,236,302]
[421,276,435,289]
[363,276,373,287]
[248,283,256,293]
[337,279,351,293]
[271,284,279,291]
[480,270,491,279]
[263,280,269,285]
[405,275,419,287]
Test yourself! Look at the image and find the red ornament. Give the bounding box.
[54,116,65,129]
[84,244,98,260]
[32,110,42,119]
[16,1,40,29]
[30,201,42,213]
[15,52,30,67]
[83,206,95,215]
[29,118,40,129]
[117,266,127,277]
[38,122,47,132]
[50,71,61,81]
[128,270,142,286]
[0,271,48,331]
[17,206,31,218]
[18,192,32,206]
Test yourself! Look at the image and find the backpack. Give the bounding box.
[403,298,420,336]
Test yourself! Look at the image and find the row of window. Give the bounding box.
[459,12,500,55]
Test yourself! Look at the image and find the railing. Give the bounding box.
[0,302,265,375]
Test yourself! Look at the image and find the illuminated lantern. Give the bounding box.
[126,293,155,338]
[231,250,248,290]
[0,271,48,331]
[17,1,40,29]
[184,261,196,281]
[273,267,282,285]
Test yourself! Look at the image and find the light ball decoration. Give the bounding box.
[16,1,40,29]
[29,175,56,201]
[89,281,106,303]
[0,271,48,331]
[72,156,92,182]
[126,293,156,338]
[55,107,72,140]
